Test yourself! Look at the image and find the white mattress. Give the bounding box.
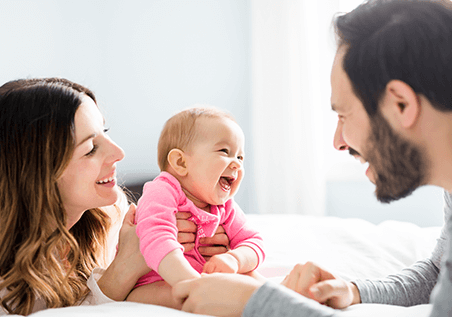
[29,214,441,317]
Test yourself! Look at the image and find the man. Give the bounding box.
[172,1,452,316]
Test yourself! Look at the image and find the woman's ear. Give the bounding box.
[384,80,421,129]
[167,149,188,177]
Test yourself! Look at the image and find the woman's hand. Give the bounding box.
[176,212,230,260]
[281,261,361,309]
[98,204,150,301]
[176,212,197,252]
[173,273,263,316]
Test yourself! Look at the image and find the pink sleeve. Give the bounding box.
[135,177,184,271]
[221,200,266,269]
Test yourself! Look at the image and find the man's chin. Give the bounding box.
[374,181,420,204]
[365,166,376,185]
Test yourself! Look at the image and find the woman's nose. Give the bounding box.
[333,122,349,151]
[107,140,125,164]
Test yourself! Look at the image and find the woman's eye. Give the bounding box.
[86,144,99,156]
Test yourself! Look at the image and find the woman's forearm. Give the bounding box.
[97,254,145,301]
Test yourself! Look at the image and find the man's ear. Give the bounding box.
[384,80,421,129]
[167,149,188,177]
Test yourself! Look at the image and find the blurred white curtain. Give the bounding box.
[250,0,340,215]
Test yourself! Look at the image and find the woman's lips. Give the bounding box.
[96,171,116,185]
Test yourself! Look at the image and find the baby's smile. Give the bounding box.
[219,176,235,192]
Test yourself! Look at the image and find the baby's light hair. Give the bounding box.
[157,106,235,171]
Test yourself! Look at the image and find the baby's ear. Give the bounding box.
[167,149,188,177]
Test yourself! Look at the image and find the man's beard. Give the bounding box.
[359,112,428,203]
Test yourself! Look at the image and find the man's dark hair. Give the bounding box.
[334,0,452,116]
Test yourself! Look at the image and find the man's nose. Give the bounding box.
[333,122,349,151]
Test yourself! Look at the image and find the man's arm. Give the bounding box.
[354,259,439,306]
[353,190,450,306]
[244,282,338,317]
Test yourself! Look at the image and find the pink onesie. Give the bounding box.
[135,172,265,287]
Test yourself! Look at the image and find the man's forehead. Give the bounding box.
[330,47,357,114]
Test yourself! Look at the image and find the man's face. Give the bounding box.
[331,47,428,203]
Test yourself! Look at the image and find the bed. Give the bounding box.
[28,214,440,317]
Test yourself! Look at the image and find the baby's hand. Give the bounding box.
[202,253,239,274]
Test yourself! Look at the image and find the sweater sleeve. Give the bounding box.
[352,190,450,306]
[221,200,265,267]
[428,191,452,316]
[135,175,184,271]
[243,282,338,317]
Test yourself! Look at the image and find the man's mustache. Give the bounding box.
[348,148,360,157]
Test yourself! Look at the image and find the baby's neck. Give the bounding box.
[181,187,211,213]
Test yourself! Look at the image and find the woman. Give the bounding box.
[0,78,228,315]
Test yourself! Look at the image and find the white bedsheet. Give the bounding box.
[27,214,441,317]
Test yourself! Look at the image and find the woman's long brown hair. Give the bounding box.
[0,78,111,315]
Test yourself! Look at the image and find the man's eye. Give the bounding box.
[86,145,99,156]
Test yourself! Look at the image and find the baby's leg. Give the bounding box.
[126,281,182,310]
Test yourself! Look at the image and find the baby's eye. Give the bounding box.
[237,155,244,161]
[219,149,229,154]
[103,127,110,133]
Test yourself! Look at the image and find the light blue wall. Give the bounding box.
[0,1,444,226]
[0,0,256,213]
[326,181,444,227]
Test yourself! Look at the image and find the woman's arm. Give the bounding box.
[97,204,150,301]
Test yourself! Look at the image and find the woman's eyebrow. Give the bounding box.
[76,133,97,148]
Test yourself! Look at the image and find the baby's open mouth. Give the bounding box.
[219,176,234,192]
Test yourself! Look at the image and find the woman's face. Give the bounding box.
[57,95,125,228]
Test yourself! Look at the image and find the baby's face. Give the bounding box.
[182,116,245,208]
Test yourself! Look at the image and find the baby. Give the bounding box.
[126,106,265,309]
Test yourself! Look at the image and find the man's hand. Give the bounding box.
[281,261,361,309]
[176,212,230,260]
[203,253,239,274]
[173,273,264,316]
